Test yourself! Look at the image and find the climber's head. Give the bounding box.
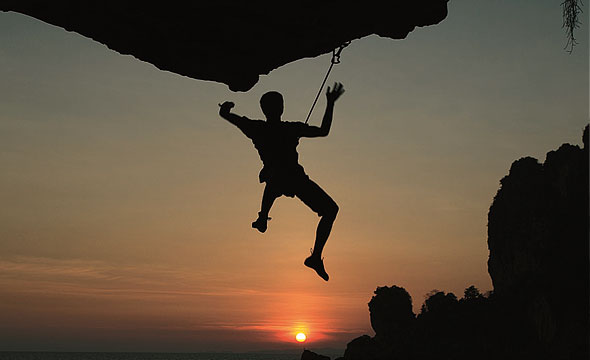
[260,91,284,122]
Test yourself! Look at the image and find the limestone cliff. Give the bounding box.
[487,125,589,356]
[1,1,449,91]
[337,126,589,360]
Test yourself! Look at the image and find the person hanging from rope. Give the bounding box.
[218,82,344,281]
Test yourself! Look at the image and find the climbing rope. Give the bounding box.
[304,41,351,124]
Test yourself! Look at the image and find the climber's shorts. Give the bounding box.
[262,169,338,217]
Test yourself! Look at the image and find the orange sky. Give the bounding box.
[0,1,588,353]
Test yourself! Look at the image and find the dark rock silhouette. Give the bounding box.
[369,286,414,340]
[344,286,416,360]
[343,335,378,360]
[343,287,506,360]
[0,1,448,91]
[319,126,589,360]
[301,349,331,360]
[487,124,589,359]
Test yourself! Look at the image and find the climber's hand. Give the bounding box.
[326,82,345,103]
[218,101,235,115]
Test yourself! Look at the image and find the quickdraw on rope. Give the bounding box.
[304,41,351,124]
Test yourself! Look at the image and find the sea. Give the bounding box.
[0,352,343,360]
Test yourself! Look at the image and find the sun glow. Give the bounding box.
[296,332,307,342]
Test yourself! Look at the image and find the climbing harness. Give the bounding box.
[304,41,351,124]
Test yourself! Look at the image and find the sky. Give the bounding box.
[0,0,588,354]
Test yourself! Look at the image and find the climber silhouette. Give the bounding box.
[218,82,344,281]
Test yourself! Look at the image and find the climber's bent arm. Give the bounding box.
[299,100,335,138]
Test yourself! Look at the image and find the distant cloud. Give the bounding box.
[0,256,368,350]
[0,255,271,297]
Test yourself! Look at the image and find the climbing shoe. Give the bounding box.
[304,253,329,281]
[251,213,270,233]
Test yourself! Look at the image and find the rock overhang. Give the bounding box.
[1,1,449,91]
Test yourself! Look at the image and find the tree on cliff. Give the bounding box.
[562,0,584,52]
[463,285,482,300]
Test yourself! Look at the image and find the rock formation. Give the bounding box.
[369,286,414,342]
[487,124,589,358]
[331,126,589,360]
[302,349,331,360]
[0,1,449,91]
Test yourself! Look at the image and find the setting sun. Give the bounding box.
[295,333,307,343]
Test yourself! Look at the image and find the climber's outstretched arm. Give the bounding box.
[300,82,345,138]
[218,101,245,127]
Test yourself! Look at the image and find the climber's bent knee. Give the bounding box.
[295,177,338,218]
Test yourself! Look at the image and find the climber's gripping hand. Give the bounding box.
[218,101,235,116]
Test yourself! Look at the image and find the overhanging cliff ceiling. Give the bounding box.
[1,1,449,91]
